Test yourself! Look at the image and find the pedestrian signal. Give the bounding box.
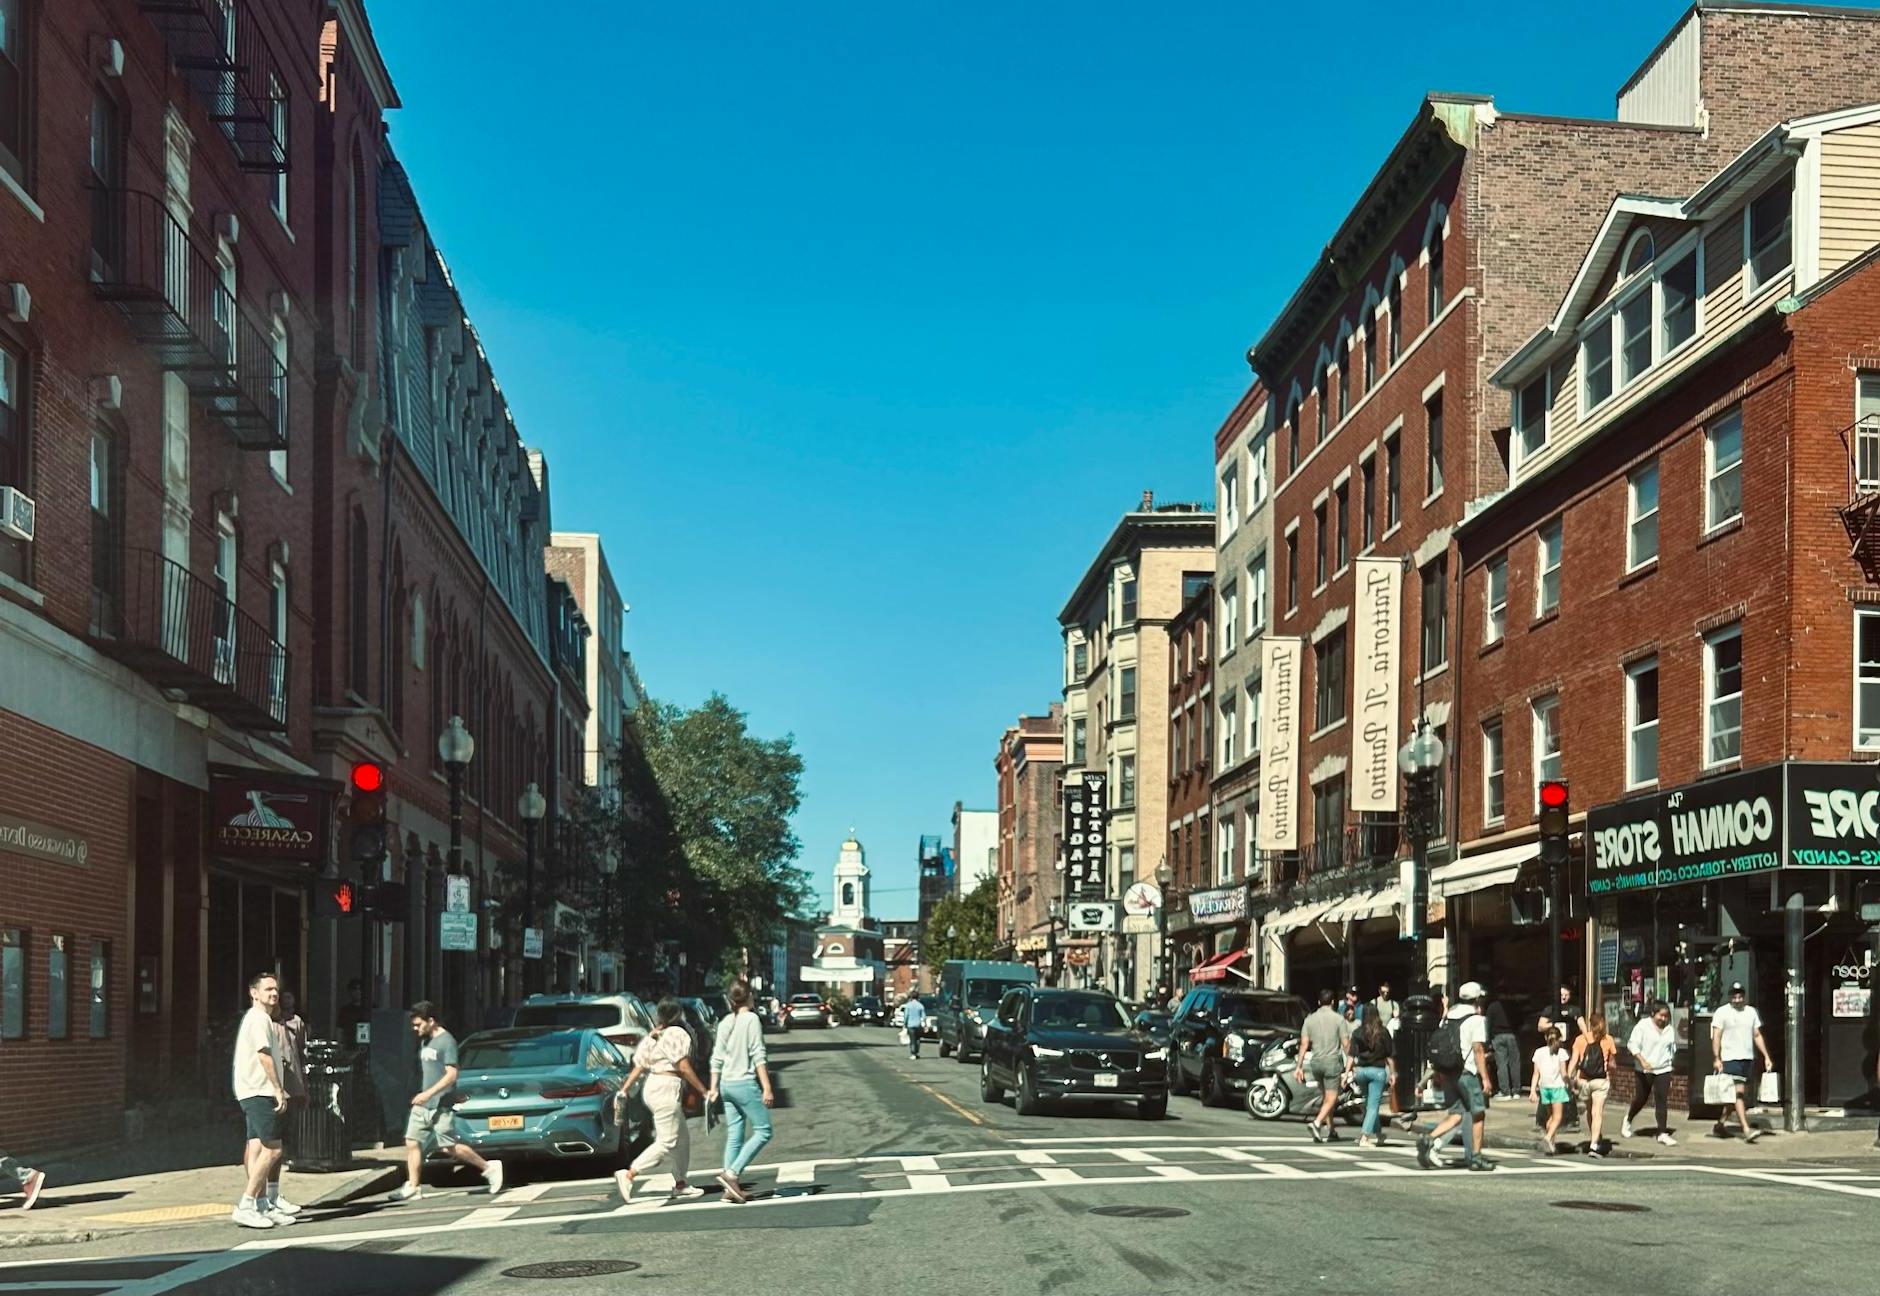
[315,879,361,917]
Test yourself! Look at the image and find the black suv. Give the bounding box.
[979,987,1168,1120]
[849,995,887,1026]
[1167,986,1308,1106]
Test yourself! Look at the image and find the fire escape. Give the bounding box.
[137,0,289,173]
[1837,415,1880,583]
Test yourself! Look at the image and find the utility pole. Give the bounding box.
[1784,890,1806,1133]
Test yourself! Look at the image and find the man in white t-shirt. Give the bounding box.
[1710,982,1774,1143]
[230,973,294,1230]
[1419,982,1495,1171]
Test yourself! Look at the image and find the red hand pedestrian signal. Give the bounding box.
[316,878,361,918]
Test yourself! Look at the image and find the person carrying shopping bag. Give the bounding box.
[1569,1011,1619,1157]
[708,983,775,1204]
[614,998,710,1203]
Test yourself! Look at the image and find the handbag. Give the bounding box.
[1703,1072,1738,1105]
[1758,1070,1781,1104]
[898,1026,910,1045]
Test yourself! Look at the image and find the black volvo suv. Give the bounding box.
[979,987,1168,1120]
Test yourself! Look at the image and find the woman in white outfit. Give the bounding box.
[613,998,709,1202]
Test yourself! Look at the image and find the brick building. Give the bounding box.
[1459,103,1880,1107]
[993,705,1063,976]
[1159,577,1220,997]
[1241,3,1880,1006]
[1059,496,1212,998]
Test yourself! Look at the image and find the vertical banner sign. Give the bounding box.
[1062,771,1109,901]
[1256,637,1303,852]
[1350,556,1401,812]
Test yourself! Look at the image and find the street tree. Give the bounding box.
[921,876,999,967]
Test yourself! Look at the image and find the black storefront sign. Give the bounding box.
[207,765,337,865]
[1062,772,1108,902]
[1587,762,1880,894]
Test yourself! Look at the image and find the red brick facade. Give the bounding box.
[995,708,1063,974]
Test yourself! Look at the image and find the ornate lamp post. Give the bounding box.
[437,715,475,1017]
[1047,899,1062,987]
[519,781,547,993]
[1154,858,1174,1007]
[1396,722,1446,947]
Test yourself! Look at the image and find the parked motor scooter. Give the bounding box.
[1245,1035,1366,1126]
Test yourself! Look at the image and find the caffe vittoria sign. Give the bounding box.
[208,765,336,865]
[1587,761,1880,893]
[1062,771,1108,901]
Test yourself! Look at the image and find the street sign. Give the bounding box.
[439,911,477,952]
[523,927,544,960]
[446,874,470,913]
[1067,901,1117,933]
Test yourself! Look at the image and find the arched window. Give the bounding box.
[1285,393,1302,475]
[1314,363,1330,444]
[1622,227,1655,277]
[842,882,855,907]
[1423,202,1449,324]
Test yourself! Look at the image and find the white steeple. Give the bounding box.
[832,830,869,926]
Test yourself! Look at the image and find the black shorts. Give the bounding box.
[240,1095,283,1143]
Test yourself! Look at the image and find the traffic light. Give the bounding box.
[1537,779,1571,868]
[314,878,361,918]
[348,761,387,865]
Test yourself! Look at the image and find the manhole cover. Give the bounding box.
[1088,1205,1191,1219]
[502,1260,644,1279]
[1550,1200,1650,1213]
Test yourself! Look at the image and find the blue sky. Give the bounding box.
[368,1,1747,917]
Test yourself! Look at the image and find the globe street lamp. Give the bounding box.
[1397,722,1446,945]
[1154,858,1174,1009]
[519,781,547,991]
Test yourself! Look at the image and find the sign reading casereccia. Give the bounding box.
[207,765,335,864]
[1587,762,1880,893]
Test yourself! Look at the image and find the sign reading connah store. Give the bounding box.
[207,765,337,864]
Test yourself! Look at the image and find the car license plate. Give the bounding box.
[1093,1073,1119,1089]
[488,1115,524,1131]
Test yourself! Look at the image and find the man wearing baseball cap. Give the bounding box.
[1710,982,1774,1143]
[1418,981,1496,1171]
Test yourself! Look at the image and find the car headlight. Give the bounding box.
[1030,1044,1065,1059]
[1223,1034,1245,1061]
[1144,1047,1168,1061]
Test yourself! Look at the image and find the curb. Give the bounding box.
[0,1227,125,1252]
[301,1162,407,1209]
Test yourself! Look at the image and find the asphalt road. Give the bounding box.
[5,1028,1879,1296]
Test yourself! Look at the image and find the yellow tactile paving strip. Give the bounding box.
[87,1201,236,1224]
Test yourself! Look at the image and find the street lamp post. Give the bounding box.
[1155,858,1173,1009]
[519,781,547,994]
[1396,722,1446,950]
[1047,900,1062,987]
[437,715,475,1018]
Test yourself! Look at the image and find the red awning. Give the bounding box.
[1188,949,1248,983]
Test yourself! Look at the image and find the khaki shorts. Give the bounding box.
[404,1106,460,1152]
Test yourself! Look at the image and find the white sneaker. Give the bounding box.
[268,1195,303,1216]
[614,1170,636,1203]
[387,1183,422,1203]
[1657,1132,1677,1146]
[669,1184,704,1200]
[1621,1117,1634,1139]
[231,1205,275,1229]
[482,1160,505,1196]
[264,1205,299,1226]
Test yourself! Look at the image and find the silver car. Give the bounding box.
[449,1027,631,1165]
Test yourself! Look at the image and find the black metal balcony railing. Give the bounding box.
[137,0,288,172]
[1297,818,1402,886]
[89,188,285,451]
[94,548,289,732]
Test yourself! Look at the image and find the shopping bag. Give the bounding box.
[898,1027,910,1045]
[1703,1072,1738,1105]
[1758,1070,1781,1104]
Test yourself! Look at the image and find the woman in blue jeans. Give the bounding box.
[707,982,775,1203]
[1349,1006,1396,1148]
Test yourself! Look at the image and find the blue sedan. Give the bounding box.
[447,1027,632,1166]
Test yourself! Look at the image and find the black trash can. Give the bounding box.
[290,1041,354,1171]
[1397,993,1437,1110]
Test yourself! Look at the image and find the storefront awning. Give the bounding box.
[1432,843,1537,899]
[1318,886,1399,925]
[1189,949,1249,983]
[1262,898,1335,937]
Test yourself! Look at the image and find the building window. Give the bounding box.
[1312,776,1347,873]
[1619,290,1653,388]
[1363,326,1377,393]
[1221,694,1237,766]
[1248,555,1267,635]
[1120,754,1136,808]
[1427,226,1446,321]
[1532,693,1562,787]
[1627,656,1660,788]
[1484,554,1506,646]
[1420,556,1447,673]
[1218,815,1236,885]
[1219,583,1239,657]
[1384,435,1402,530]
[1249,438,1269,507]
[1857,373,1880,495]
[1706,409,1743,531]
[1431,723,1448,840]
[1582,320,1614,410]
[1313,501,1327,588]
[1625,460,1660,570]
[1425,392,1444,499]
[1388,276,1403,362]
[1315,628,1347,729]
[1515,374,1548,469]
[1316,368,1330,444]
[1745,177,1793,294]
[1072,640,1088,680]
[1482,718,1505,825]
[1536,520,1562,617]
[268,561,288,723]
[1,928,22,1039]
[1858,611,1880,750]
[89,939,109,1038]
[269,76,288,218]
[1704,625,1743,766]
[1219,467,1239,541]
[269,320,288,481]
[1334,481,1350,572]
[90,424,122,634]
[0,337,27,581]
[1338,352,1350,421]
[1119,575,1138,626]
[0,0,26,183]
[89,90,126,283]
[1359,457,1376,549]
[213,515,238,684]
[1246,678,1261,754]
[47,933,67,1040]
[1118,845,1135,896]
[1287,399,1301,474]
[1071,717,1087,766]
[1286,529,1299,613]
[1662,249,1697,352]
[1118,665,1136,722]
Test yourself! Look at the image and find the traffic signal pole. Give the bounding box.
[1538,781,1571,999]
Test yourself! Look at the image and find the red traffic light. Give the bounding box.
[350,762,385,794]
[1539,780,1569,810]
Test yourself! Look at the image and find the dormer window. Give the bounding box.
[1621,229,1655,277]
[1579,229,1702,415]
[1745,177,1793,294]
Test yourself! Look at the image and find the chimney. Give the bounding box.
[1140,489,1154,512]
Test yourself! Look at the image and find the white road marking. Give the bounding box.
[1031,1167,1084,1184]
[900,1155,941,1172]
[904,1175,951,1192]
[1111,1149,1162,1163]
[1013,1150,1057,1165]
[1301,1147,1361,1161]
[1145,1166,1201,1179]
[501,1182,553,1202]
[774,1163,816,1184]
[1204,1148,1265,1162]
[457,1207,519,1226]
[115,1250,260,1296]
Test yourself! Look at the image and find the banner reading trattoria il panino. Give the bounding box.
[1586,761,1880,894]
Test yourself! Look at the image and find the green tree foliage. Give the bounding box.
[920,876,999,967]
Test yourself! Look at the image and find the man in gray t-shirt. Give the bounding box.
[388,1002,503,1203]
[1296,989,1353,1142]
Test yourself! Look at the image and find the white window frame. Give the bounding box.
[1705,408,1743,532]
[1703,624,1743,768]
[1576,229,1704,418]
[1743,175,1793,298]
[1532,693,1561,794]
[1625,655,1659,789]
[1514,371,1549,473]
[1856,609,1880,751]
[1219,583,1239,659]
[1247,554,1267,637]
[1627,459,1659,571]
[1218,815,1236,886]
[1249,438,1269,510]
[1536,520,1562,618]
[1481,717,1504,826]
[1484,554,1507,646]
[1856,372,1880,496]
[1220,693,1238,768]
[1219,466,1239,543]
[268,75,289,221]
[1246,678,1261,756]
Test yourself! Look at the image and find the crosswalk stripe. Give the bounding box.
[905,1175,951,1192]
[1146,1166,1202,1179]
[1112,1149,1162,1163]
[1205,1148,1265,1162]
[775,1163,816,1184]
[901,1155,941,1171]
[502,1183,553,1202]
[1031,1167,1084,1184]
[1014,1150,1057,1164]
[458,1207,519,1226]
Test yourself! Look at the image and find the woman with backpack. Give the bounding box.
[1568,1011,1619,1156]
[614,998,710,1202]
[1528,1025,1570,1154]
[1349,1005,1396,1148]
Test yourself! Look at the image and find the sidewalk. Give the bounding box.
[1471,1098,1879,1164]
[0,1146,404,1250]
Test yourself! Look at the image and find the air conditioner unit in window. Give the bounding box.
[0,485,36,542]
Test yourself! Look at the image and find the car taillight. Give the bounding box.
[606,1031,641,1050]
[540,1081,605,1100]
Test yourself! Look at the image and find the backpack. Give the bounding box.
[1579,1040,1608,1080]
[1427,1016,1465,1073]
